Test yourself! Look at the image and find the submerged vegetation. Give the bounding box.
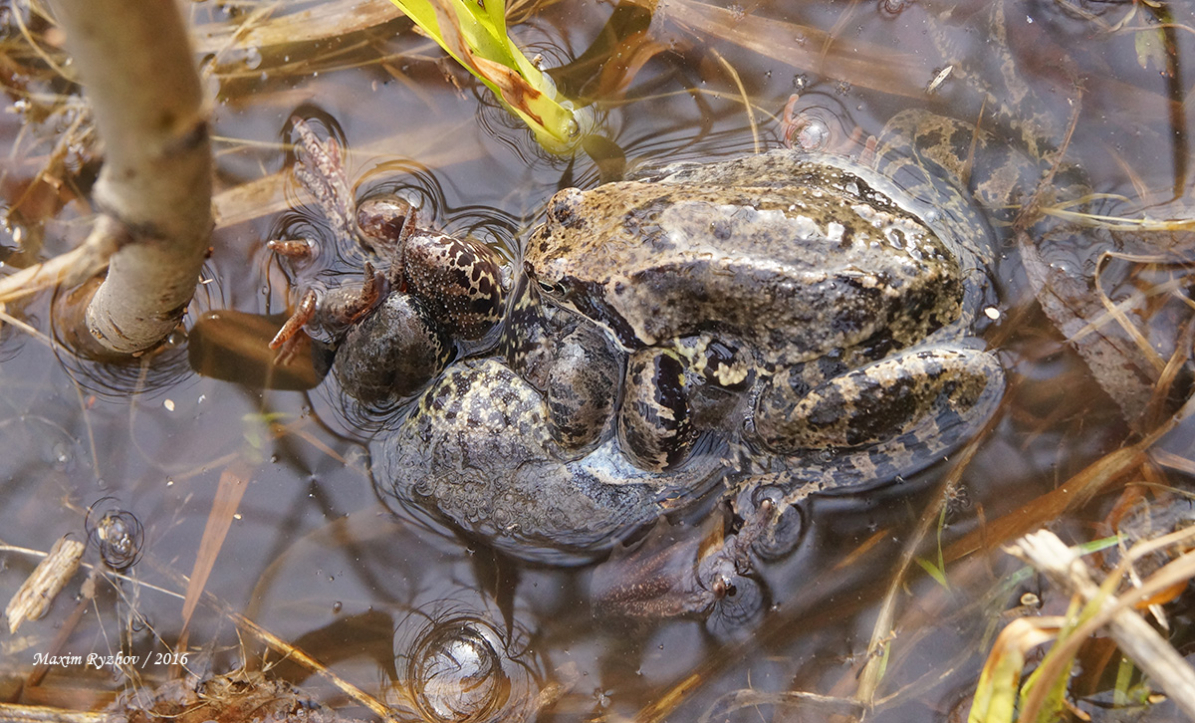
[0,0,1194,722]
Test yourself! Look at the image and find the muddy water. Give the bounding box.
[1,0,1194,720]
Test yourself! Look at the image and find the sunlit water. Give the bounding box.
[1,0,1194,720]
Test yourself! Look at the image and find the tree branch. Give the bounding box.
[49,0,212,355]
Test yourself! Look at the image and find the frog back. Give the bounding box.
[525,149,991,366]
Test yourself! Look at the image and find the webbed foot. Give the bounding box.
[291,118,358,246]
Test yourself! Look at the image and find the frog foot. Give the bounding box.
[693,495,777,602]
[269,262,385,365]
[292,118,358,247]
[590,501,770,626]
[320,261,385,328]
[269,288,317,365]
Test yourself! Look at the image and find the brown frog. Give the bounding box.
[376,109,1008,570]
[268,119,506,404]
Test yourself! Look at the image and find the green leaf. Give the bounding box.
[969,620,1056,723]
[968,643,1022,723]
[915,556,950,589]
[1135,27,1167,73]
[914,503,952,591]
[388,0,591,152]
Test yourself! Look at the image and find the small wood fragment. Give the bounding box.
[5,537,85,634]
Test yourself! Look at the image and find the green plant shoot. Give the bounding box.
[387,0,590,152]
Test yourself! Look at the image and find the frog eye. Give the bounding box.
[536,280,567,298]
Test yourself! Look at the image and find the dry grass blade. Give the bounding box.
[710,49,759,154]
[1019,229,1163,428]
[212,170,291,230]
[0,306,54,346]
[191,0,404,55]
[230,614,400,722]
[0,703,116,723]
[9,0,72,80]
[1041,206,1195,232]
[212,117,482,230]
[696,688,862,723]
[855,417,995,704]
[0,223,120,305]
[117,545,397,721]
[1085,251,1183,376]
[660,0,930,98]
[1008,530,1195,721]
[1153,449,1195,476]
[1014,98,1194,429]
[945,427,1167,563]
[179,462,252,639]
[588,31,668,99]
[27,569,98,687]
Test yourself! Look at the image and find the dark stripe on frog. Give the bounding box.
[787,352,988,449]
[621,351,693,470]
[842,274,963,362]
[612,258,961,360]
[561,276,646,350]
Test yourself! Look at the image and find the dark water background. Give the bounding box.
[2,0,1194,720]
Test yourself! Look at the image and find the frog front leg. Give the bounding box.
[753,344,1004,485]
[268,262,385,364]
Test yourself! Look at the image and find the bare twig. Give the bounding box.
[48,0,212,355]
[0,703,116,723]
[5,536,84,634]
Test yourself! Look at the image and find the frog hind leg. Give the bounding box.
[546,323,622,455]
[618,348,698,472]
[754,344,1004,488]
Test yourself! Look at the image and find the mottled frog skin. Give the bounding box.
[523,135,1003,480]
[376,109,1007,564]
[268,121,507,405]
[382,356,728,560]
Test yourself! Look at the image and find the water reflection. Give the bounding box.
[46,255,225,397]
[3,0,1195,720]
[393,609,544,723]
[247,507,547,721]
